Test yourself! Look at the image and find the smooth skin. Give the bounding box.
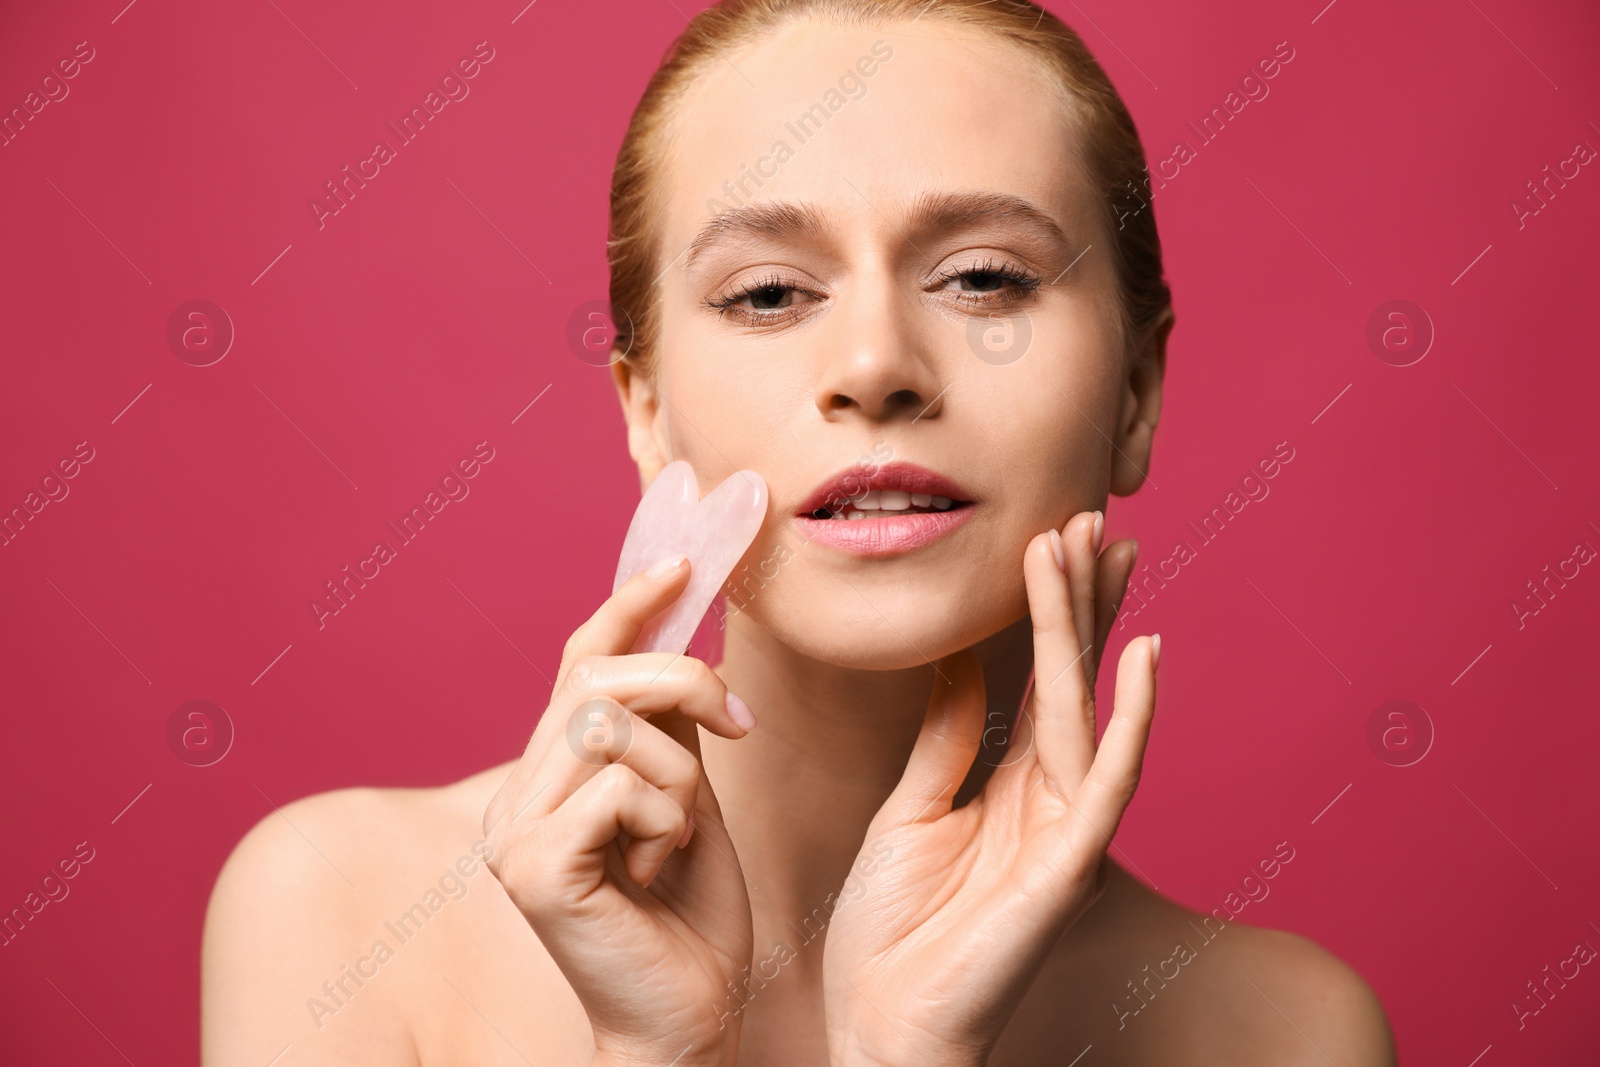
[821,523,1158,1067]
[202,15,1397,1067]
[481,554,758,1067]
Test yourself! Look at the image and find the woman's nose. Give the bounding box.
[812,290,946,423]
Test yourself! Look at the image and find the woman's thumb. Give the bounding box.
[878,650,987,828]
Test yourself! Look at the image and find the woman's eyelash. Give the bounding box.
[705,258,1043,324]
[705,274,804,316]
[932,258,1043,296]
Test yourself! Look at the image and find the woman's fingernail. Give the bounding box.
[1092,511,1104,554]
[1151,633,1162,671]
[726,691,757,731]
[1048,528,1067,572]
[647,554,688,578]
[678,811,696,849]
[1129,540,1139,567]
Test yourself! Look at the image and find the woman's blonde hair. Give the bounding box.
[607,0,1170,373]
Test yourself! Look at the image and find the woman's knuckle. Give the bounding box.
[686,656,718,689]
[482,795,506,834]
[1031,614,1070,643]
[664,746,701,792]
[481,836,503,877]
[567,655,606,694]
[483,829,523,885]
[594,760,637,796]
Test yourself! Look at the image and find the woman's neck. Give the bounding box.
[703,608,1035,963]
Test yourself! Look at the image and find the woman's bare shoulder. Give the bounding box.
[1005,864,1397,1066]
[200,763,517,1065]
[205,762,513,921]
[1194,915,1397,1065]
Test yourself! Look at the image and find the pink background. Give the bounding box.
[3,0,1598,1062]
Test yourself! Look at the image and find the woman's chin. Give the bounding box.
[735,585,1025,671]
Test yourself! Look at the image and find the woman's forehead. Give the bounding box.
[655,20,1095,257]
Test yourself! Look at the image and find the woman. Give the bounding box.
[202,1,1397,1063]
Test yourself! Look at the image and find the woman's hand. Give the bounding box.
[821,512,1157,1067]
[482,555,759,1067]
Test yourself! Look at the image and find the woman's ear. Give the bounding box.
[611,355,671,488]
[1110,307,1173,497]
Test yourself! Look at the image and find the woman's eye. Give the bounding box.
[709,262,1037,323]
[954,270,1006,292]
[937,262,1041,303]
[746,284,797,309]
[709,279,816,323]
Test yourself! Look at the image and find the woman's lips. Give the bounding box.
[792,504,975,556]
[795,461,973,519]
[791,460,977,557]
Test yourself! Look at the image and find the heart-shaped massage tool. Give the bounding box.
[612,460,769,655]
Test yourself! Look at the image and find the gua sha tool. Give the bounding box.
[612,460,769,655]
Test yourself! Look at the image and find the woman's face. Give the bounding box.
[617,18,1162,669]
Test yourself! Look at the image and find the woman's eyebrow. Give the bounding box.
[904,190,1070,247]
[685,201,832,270]
[683,190,1069,272]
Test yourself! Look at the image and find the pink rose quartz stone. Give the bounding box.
[612,460,769,655]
